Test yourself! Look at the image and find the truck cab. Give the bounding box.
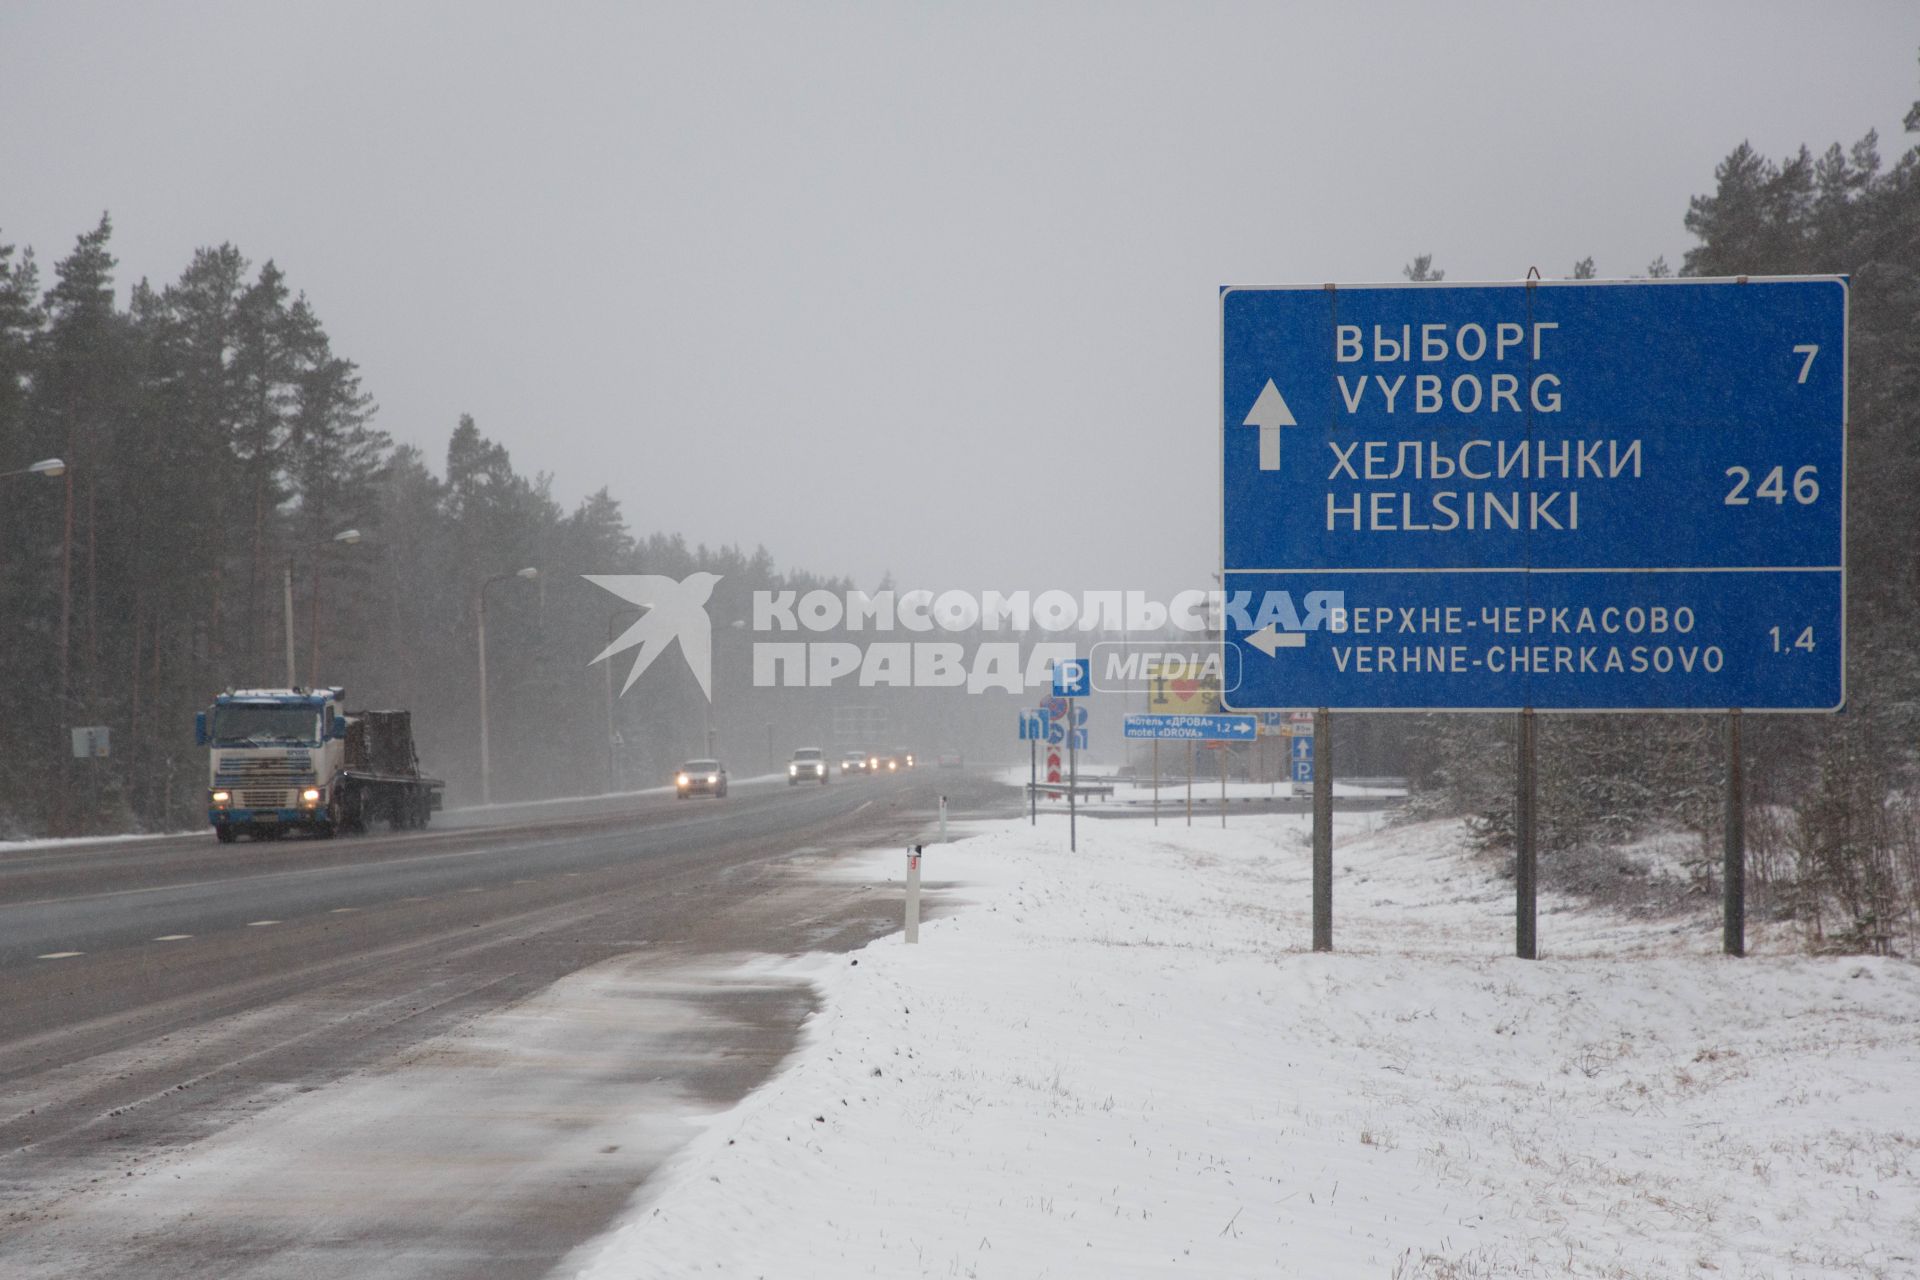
[197,688,442,843]
[197,688,344,842]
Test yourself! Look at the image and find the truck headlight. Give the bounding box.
[676,773,689,786]
[789,764,798,774]
[708,774,719,784]
[301,787,322,805]
[211,790,231,806]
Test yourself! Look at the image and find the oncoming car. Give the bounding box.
[840,750,869,777]
[788,747,828,785]
[675,759,728,799]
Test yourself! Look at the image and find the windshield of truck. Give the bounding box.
[210,705,323,745]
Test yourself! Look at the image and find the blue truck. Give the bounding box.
[196,688,444,842]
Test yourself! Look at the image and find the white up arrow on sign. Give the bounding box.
[1242,379,1297,472]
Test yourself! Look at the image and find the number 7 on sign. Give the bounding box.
[1793,344,1818,384]
[1243,380,1298,472]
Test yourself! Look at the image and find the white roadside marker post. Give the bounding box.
[905,844,922,944]
[1220,740,1228,829]
[1152,739,1159,827]
[939,794,947,844]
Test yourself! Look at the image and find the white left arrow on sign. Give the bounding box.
[1242,379,1297,472]
[1247,624,1307,656]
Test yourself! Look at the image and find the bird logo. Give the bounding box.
[584,572,722,699]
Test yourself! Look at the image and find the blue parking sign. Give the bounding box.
[1053,659,1090,698]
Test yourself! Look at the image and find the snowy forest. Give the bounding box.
[0,228,1016,834]
[1410,93,1920,952]
[3,87,1918,952]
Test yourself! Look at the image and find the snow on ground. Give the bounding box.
[570,810,1920,1279]
[0,828,204,854]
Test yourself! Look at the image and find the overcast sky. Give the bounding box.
[4,1,1915,599]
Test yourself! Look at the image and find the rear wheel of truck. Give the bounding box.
[215,825,237,844]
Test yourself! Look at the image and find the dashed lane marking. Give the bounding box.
[153,934,193,941]
[37,951,84,960]
[246,920,281,927]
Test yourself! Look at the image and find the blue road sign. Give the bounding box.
[1291,736,1312,761]
[1018,709,1047,741]
[1292,757,1313,784]
[1221,278,1847,711]
[1124,713,1257,741]
[1053,659,1091,699]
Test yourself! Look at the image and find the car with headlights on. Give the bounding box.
[840,750,870,777]
[675,759,728,799]
[788,746,829,785]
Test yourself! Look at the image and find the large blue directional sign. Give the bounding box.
[1221,278,1847,711]
[1124,713,1257,741]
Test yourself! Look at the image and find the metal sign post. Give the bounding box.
[1516,709,1538,960]
[1019,707,1046,826]
[1219,742,1228,828]
[1051,661,1090,854]
[1312,708,1332,952]
[1068,694,1078,853]
[1725,710,1746,956]
[1186,741,1193,827]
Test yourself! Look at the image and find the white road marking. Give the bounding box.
[329,907,358,914]
[246,920,281,927]
[153,934,194,941]
[37,951,84,960]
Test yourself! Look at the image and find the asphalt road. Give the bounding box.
[0,766,1008,1279]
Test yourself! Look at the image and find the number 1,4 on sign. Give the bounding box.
[1770,626,1815,654]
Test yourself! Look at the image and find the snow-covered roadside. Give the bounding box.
[0,828,204,854]
[568,810,1920,1279]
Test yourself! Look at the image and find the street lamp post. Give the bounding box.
[477,567,538,806]
[282,528,364,688]
[705,618,747,759]
[5,460,74,834]
[603,605,649,793]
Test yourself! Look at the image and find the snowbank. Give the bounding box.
[571,811,1920,1279]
